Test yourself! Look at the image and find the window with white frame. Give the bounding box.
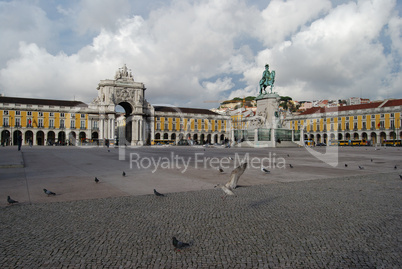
[38,118,43,127]
[80,120,85,129]
[3,118,9,126]
[49,119,54,128]
[15,111,21,116]
[71,120,75,128]
[60,112,65,117]
[81,114,85,118]
[4,110,9,115]
[27,111,32,116]
[39,112,44,117]
[60,119,65,128]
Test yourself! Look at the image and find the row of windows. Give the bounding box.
[295,119,401,131]
[2,117,92,129]
[293,113,398,125]
[155,122,225,131]
[155,117,224,124]
[2,110,86,118]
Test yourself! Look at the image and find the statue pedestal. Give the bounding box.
[256,92,280,129]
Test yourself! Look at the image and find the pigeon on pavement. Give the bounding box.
[95,177,99,183]
[399,175,402,180]
[261,167,270,173]
[154,189,165,197]
[358,166,364,170]
[289,164,294,168]
[7,196,18,205]
[172,237,191,251]
[345,164,348,167]
[394,165,397,170]
[219,168,224,173]
[122,171,126,177]
[43,189,56,196]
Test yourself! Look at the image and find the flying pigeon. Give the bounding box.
[122,171,126,177]
[95,177,99,183]
[261,167,270,173]
[358,166,364,170]
[154,189,164,197]
[394,165,397,170]
[172,237,191,251]
[219,168,224,173]
[7,196,18,205]
[43,189,56,196]
[289,164,294,168]
[345,164,348,167]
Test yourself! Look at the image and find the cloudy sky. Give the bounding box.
[0,0,401,109]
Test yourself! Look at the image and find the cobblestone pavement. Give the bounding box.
[1,172,401,268]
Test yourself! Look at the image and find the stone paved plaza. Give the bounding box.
[1,146,402,268]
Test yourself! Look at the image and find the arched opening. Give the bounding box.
[330,133,335,140]
[58,131,67,145]
[25,130,33,145]
[155,133,161,140]
[353,133,359,140]
[79,132,86,142]
[163,133,169,140]
[171,133,176,141]
[220,134,225,142]
[345,133,351,140]
[200,134,205,144]
[47,131,55,145]
[304,134,308,141]
[116,102,133,144]
[207,134,211,144]
[1,130,10,146]
[179,133,184,140]
[338,133,343,140]
[13,130,22,146]
[362,132,368,141]
[323,133,328,144]
[380,132,386,144]
[316,134,321,143]
[400,131,402,139]
[309,134,314,141]
[193,133,198,142]
[370,132,377,144]
[389,131,396,140]
[37,131,44,145]
[214,134,218,144]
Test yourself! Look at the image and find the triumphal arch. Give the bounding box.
[90,65,152,145]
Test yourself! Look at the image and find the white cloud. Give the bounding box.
[0,0,401,108]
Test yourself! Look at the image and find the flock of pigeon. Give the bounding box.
[5,151,402,252]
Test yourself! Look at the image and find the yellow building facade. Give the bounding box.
[0,96,99,146]
[286,99,402,145]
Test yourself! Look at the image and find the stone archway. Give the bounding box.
[94,65,149,146]
[370,132,377,144]
[25,130,33,145]
[37,131,44,145]
[48,131,55,145]
[1,130,10,146]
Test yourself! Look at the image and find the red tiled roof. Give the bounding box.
[154,106,219,115]
[381,99,402,107]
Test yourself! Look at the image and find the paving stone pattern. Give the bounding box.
[1,172,401,268]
